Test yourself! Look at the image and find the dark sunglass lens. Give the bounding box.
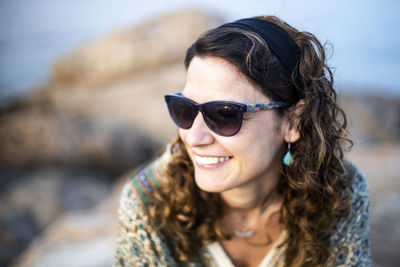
[168,97,198,129]
[204,103,241,135]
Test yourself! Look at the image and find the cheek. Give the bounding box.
[178,129,185,140]
[178,129,189,145]
[178,129,196,161]
[234,122,284,162]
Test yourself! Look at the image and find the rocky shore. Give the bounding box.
[0,9,399,267]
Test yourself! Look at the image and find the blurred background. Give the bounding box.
[0,0,399,266]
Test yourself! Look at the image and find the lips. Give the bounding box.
[194,155,231,165]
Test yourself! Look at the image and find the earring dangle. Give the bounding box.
[283,143,294,166]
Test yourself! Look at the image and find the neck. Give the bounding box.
[220,187,284,239]
[220,169,282,211]
[222,187,281,215]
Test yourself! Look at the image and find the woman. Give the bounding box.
[114,16,370,267]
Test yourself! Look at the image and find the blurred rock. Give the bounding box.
[340,94,400,144]
[346,144,400,267]
[48,9,221,88]
[0,110,157,173]
[10,175,125,267]
[370,192,400,267]
[11,212,117,267]
[0,9,223,171]
[0,167,112,266]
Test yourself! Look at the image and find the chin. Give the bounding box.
[193,173,236,193]
[194,175,226,193]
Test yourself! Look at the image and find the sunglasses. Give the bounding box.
[165,93,288,136]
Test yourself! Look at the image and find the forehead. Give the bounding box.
[182,56,270,104]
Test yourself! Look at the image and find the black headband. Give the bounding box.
[220,18,301,75]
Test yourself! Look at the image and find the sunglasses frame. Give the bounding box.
[165,93,288,136]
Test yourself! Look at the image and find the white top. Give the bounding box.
[205,231,287,267]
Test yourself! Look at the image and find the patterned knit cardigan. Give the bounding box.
[114,158,370,267]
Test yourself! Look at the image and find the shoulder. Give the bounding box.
[330,161,371,266]
[343,161,370,231]
[115,160,176,266]
[118,149,170,219]
[344,160,369,200]
[342,161,370,222]
[117,159,164,230]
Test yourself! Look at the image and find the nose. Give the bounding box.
[181,113,215,147]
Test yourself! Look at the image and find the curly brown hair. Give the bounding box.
[151,16,352,266]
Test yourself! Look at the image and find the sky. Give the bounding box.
[0,0,399,104]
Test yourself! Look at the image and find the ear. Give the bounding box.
[283,100,305,143]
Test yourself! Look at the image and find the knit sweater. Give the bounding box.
[114,159,370,266]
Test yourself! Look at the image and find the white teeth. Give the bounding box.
[195,155,231,165]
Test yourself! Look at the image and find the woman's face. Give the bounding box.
[179,56,288,195]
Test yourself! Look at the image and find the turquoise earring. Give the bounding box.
[283,143,294,166]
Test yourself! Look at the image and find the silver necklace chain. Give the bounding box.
[233,229,255,237]
[232,210,260,238]
[229,190,280,238]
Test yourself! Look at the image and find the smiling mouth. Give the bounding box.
[194,155,231,165]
